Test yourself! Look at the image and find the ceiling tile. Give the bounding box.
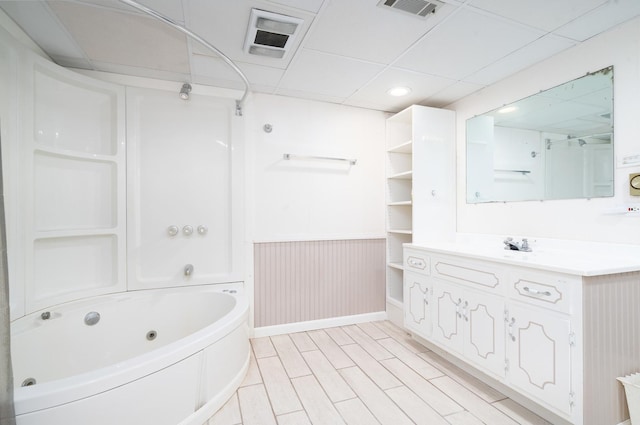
[273,87,348,105]
[464,33,577,85]
[79,0,186,23]
[346,67,456,110]
[278,49,384,98]
[341,97,397,113]
[0,1,86,59]
[263,0,325,13]
[468,0,608,32]
[419,80,485,108]
[49,1,190,73]
[552,0,640,41]
[191,54,284,88]
[394,8,544,80]
[303,0,458,64]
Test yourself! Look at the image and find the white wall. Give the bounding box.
[452,16,640,245]
[247,93,387,242]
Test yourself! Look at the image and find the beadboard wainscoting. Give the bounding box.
[583,271,640,425]
[254,239,386,330]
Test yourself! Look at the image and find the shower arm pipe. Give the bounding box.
[118,0,251,116]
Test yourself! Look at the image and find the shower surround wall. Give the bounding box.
[0,23,243,321]
[16,46,127,316]
[126,87,243,289]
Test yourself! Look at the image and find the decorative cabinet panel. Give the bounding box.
[432,282,505,378]
[506,302,572,416]
[403,271,432,337]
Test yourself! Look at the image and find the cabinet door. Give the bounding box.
[463,292,505,378]
[432,283,464,353]
[506,303,572,416]
[404,271,432,337]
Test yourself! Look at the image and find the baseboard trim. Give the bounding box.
[252,311,387,338]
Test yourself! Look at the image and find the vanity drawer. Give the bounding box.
[404,249,430,275]
[507,268,578,314]
[431,254,506,294]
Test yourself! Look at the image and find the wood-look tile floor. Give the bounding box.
[208,321,552,425]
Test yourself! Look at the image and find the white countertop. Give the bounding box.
[406,235,640,276]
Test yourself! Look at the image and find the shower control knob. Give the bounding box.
[197,225,208,235]
[167,225,179,237]
[182,225,193,236]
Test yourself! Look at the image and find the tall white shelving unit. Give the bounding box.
[385,105,456,326]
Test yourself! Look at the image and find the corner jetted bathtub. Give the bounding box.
[11,284,250,425]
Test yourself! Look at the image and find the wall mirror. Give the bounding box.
[466,66,613,203]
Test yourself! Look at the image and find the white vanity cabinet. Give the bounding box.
[403,243,640,425]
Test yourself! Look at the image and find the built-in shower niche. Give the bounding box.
[34,151,116,231]
[34,66,117,155]
[23,55,126,313]
[33,235,117,302]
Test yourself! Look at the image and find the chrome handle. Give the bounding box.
[184,264,194,276]
[407,258,425,268]
[523,286,552,297]
[455,298,462,319]
[508,317,516,342]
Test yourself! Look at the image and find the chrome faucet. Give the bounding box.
[184,264,194,276]
[503,237,532,252]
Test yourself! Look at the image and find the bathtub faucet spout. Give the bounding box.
[184,264,194,277]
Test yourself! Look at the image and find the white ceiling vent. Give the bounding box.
[244,9,303,59]
[378,0,443,18]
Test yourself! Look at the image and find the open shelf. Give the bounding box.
[388,140,412,154]
[388,170,413,180]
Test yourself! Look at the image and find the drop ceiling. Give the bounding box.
[1,0,639,112]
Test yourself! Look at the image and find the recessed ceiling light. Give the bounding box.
[387,86,411,97]
[498,105,518,114]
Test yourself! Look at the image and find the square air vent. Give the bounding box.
[244,9,303,59]
[378,0,443,18]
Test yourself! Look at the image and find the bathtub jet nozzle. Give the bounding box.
[184,264,194,277]
[84,311,101,326]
